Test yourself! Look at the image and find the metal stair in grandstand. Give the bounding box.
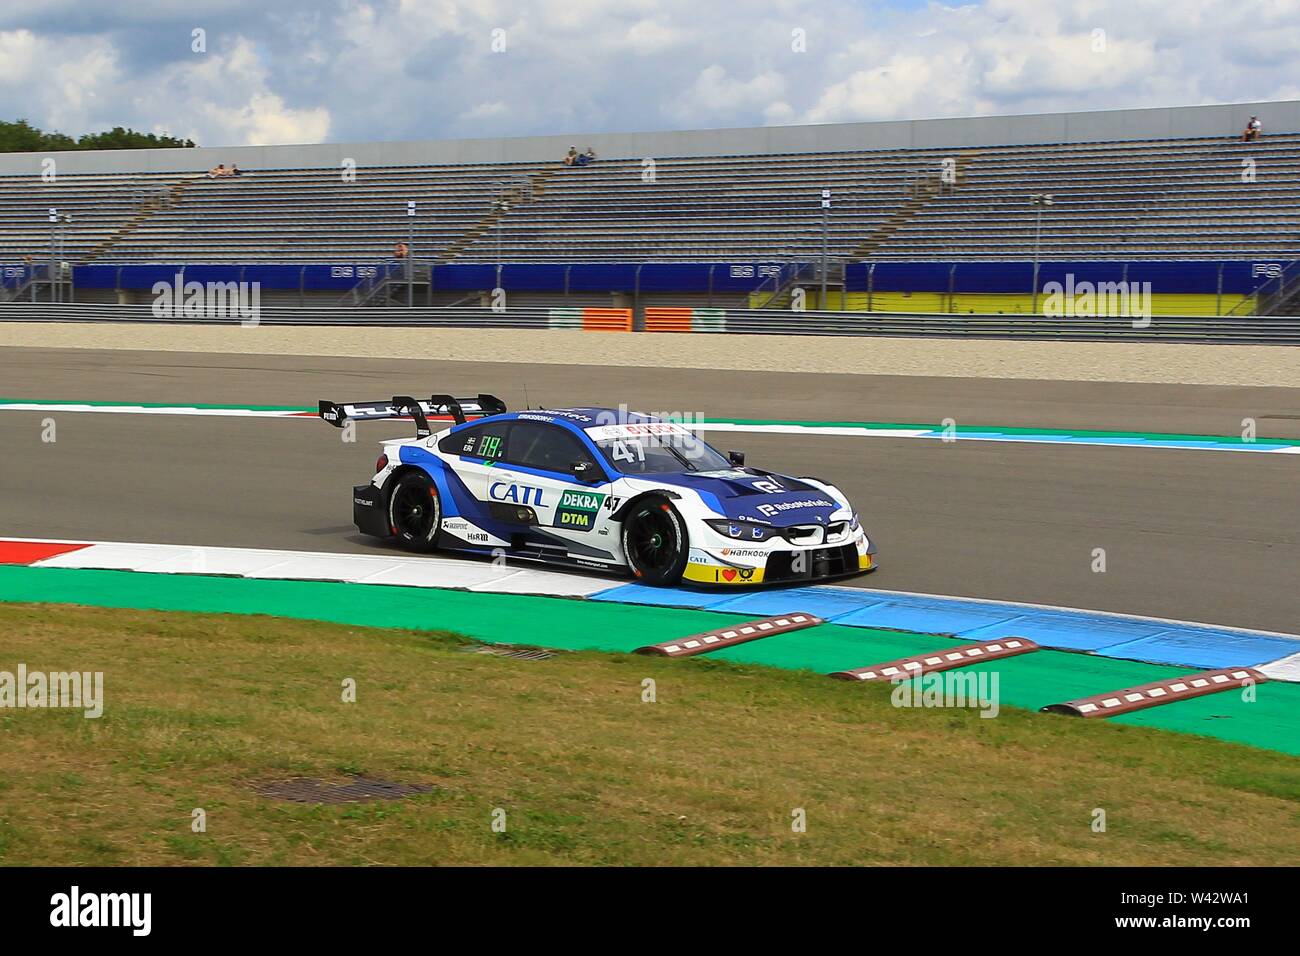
[0,261,72,304]
[1230,259,1300,316]
[847,152,978,260]
[440,166,558,262]
[0,268,39,303]
[751,259,846,309]
[339,259,432,307]
[81,177,194,263]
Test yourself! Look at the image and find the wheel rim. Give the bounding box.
[393,482,437,538]
[629,507,677,572]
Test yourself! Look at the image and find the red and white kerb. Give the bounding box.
[635,613,823,658]
[1041,667,1267,718]
[828,637,1039,681]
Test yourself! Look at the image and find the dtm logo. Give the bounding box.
[489,482,547,506]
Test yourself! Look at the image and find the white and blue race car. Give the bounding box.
[319,394,876,587]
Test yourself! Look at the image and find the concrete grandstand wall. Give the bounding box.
[1,100,1298,176]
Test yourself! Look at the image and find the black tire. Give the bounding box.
[386,470,442,553]
[621,496,688,586]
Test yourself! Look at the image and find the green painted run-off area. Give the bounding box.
[1,565,1295,755]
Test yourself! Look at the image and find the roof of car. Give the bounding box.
[461,407,665,431]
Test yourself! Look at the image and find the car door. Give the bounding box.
[502,420,617,561]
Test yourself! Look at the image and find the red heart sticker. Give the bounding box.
[721,569,738,582]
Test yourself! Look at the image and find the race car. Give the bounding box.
[318,393,876,586]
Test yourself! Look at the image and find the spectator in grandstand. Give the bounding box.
[230,164,243,177]
[208,164,227,178]
[575,147,596,166]
[1241,116,1262,142]
[393,242,409,259]
[563,146,578,166]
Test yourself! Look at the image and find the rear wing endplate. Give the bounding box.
[318,393,506,438]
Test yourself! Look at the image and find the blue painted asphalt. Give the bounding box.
[591,583,1300,670]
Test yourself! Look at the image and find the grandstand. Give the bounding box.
[3,134,1300,265]
[1,101,1298,315]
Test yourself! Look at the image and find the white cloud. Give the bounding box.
[0,1,1295,149]
[666,64,788,124]
[459,100,509,121]
[0,28,121,133]
[621,18,684,54]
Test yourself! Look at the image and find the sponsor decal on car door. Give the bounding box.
[553,488,606,532]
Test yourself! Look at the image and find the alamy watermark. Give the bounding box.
[50,886,150,936]
[0,664,103,718]
[1041,273,1153,328]
[891,670,1000,718]
[151,273,261,326]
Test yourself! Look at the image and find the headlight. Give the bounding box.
[705,519,776,542]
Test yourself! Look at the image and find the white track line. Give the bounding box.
[1,402,1297,452]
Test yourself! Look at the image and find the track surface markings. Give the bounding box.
[0,540,90,564]
[5,536,1299,679]
[3,399,1297,453]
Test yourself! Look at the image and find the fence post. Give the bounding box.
[1216,262,1223,317]
[633,263,643,332]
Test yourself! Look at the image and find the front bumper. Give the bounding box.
[683,544,874,586]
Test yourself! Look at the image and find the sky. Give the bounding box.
[0,0,1297,147]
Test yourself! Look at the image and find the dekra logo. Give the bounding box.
[559,490,604,511]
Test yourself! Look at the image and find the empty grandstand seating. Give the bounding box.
[2,133,1298,264]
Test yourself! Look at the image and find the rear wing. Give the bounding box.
[318,393,506,438]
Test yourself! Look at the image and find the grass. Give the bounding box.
[0,601,1296,866]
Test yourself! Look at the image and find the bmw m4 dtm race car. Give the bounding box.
[319,393,877,587]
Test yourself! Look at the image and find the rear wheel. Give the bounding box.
[622,496,688,586]
[387,471,441,553]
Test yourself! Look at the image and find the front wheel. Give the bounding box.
[387,471,442,552]
[621,496,688,586]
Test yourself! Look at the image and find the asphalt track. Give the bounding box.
[1,346,1297,632]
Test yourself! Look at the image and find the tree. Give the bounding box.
[0,119,195,153]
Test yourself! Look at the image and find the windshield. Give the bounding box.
[592,428,731,474]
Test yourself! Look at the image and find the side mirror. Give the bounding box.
[571,460,599,482]
[728,450,746,466]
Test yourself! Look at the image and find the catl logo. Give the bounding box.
[554,489,605,531]
[489,482,546,506]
